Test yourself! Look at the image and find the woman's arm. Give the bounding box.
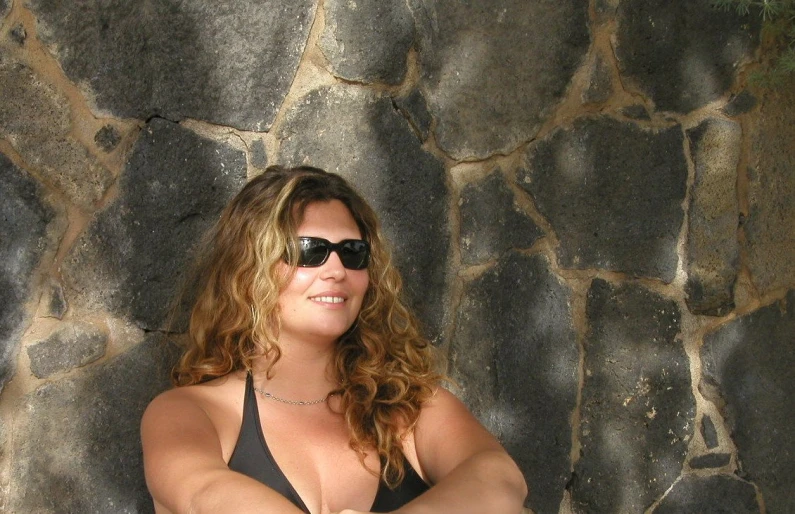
[140,389,306,514]
[395,388,528,514]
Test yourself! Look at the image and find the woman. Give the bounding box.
[141,165,527,513]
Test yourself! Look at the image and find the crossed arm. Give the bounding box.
[336,388,528,514]
[141,387,527,514]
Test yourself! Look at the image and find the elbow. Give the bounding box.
[501,453,529,507]
[462,450,528,510]
[183,479,221,514]
[151,474,219,514]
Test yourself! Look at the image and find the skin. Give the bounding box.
[141,200,528,514]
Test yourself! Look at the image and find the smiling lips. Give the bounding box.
[310,295,345,304]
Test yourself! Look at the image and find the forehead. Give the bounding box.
[296,200,362,239]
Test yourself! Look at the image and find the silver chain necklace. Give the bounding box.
[253,385,331,406]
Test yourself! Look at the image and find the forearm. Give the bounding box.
[159,468,305,514]
[395,450,528,514]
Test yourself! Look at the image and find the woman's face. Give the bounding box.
[277,200,370,347]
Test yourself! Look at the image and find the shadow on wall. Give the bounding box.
[10,3,249,512]
[570,280,695,513]
[273,83,452,344]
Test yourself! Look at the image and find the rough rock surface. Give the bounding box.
[689,452,731,469]
[10,336,179,513]
[745,83,795,294]
[27,321,107,378]
[0,153,55,391]
[701,290,795,513]
[320,0,414,84]
[42,279,67,319]
[723,90,757,117]
[685,118,741,315]
[452,252,578,513]
[26,0,317,131]
[63,118,247,331]
[459,170,543,266]
[394,89,433,142]
[581,53,613,105]
[572,280,693,513]
[615,0,759,113]
[9,23,27,45]
[519,116,687,282]
[701,414,719,449]
[276,85,449,342]
[250,139,268,170]
[652,475,759,514]
[0,54,113,209]
[94,125,122,152]
[594,0,619,21]
[620,104,651,120]
[409,0,590,159]
[1,0,9,20]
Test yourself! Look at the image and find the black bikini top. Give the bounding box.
[228,373,429,513]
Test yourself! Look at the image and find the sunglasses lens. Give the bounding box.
[298,238,330,266]
[296,237,370,269]
[339,240,369,270]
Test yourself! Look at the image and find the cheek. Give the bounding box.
[352,271,370,298]
[278,268,317,308]
[283,267,316,291]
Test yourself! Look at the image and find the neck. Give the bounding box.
[251,336,338,399]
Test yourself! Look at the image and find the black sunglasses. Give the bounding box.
[293,236,370,270]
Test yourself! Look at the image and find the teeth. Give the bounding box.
[312,296,344,304]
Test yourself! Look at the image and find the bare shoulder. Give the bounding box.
[417,386,491,430]
[413,387,505,481]
[143,373,240,423]
[141,372,247,460]
[140,372,249,509]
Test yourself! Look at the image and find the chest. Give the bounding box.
[259,403,382,513]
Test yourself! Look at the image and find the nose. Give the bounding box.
[318,250,346,280]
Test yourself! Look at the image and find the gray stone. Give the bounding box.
[10,336,179,513]
[615,0,759,113]
[653,475,759,514]
[320,0,414,84]
[43,279,67,319]
[701,414,719,449]
[250,139,268,170]
[394,89,433,142]
[620,104,651,120]
[0,0,7,20]
[409,0,590,159]
[0,153,55,391]
[0,54,113,210]
[518,116,687,282]
[452,252,578,513]
[689,452,731,469]
[581,53,613,105]
[685,118,741,316]
[276,85,450,342]
[26,0,317,131]
[63,118,247,331]
[594,0,619,20]
[94,124,121,152]
[745,85,795,294]
[723,90,758,117]
[701,290,795,513]
[27,321,107,378]
[572,279,693,513]
[9,23,27,45]
[459,169,543,266]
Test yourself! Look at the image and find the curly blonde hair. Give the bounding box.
[173,165,444,486]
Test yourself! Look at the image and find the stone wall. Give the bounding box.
[1,0,793,512]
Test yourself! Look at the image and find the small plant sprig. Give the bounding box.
[712,0,795,85]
